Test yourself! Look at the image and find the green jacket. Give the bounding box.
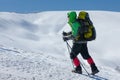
[67,11,81,38]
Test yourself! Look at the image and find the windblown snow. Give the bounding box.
[0,11,120,80]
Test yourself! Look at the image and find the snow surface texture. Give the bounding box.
[0,11,120,80]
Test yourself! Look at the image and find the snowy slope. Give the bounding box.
[0,11,120,80]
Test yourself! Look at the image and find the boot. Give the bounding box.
[72,65,82,74]
[90,63,99,75]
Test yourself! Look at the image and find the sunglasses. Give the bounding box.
[67,15,70,18]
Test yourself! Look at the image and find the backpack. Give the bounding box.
[77,11,96,41]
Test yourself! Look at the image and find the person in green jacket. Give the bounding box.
[62,11,99,75]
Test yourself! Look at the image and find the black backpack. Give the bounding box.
[77,11,96,41]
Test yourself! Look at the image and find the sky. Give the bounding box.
[0,0,120,13]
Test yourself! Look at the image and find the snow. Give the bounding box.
[0,11,120,80]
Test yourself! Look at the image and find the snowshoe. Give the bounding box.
[91,69,99,75]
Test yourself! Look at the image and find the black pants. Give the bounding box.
[70,43,91,59]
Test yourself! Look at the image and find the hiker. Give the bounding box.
[62,11,99,75]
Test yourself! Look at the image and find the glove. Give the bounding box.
[62,31,68,36]
[74,36,80,41]
[63,37,69,41]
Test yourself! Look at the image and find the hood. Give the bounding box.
[67,11,77,23]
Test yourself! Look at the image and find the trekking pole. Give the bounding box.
[66,41,90,76]
[65,41,75,69]
[80,60,90,76]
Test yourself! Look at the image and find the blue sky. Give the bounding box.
[0,0,120,13]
